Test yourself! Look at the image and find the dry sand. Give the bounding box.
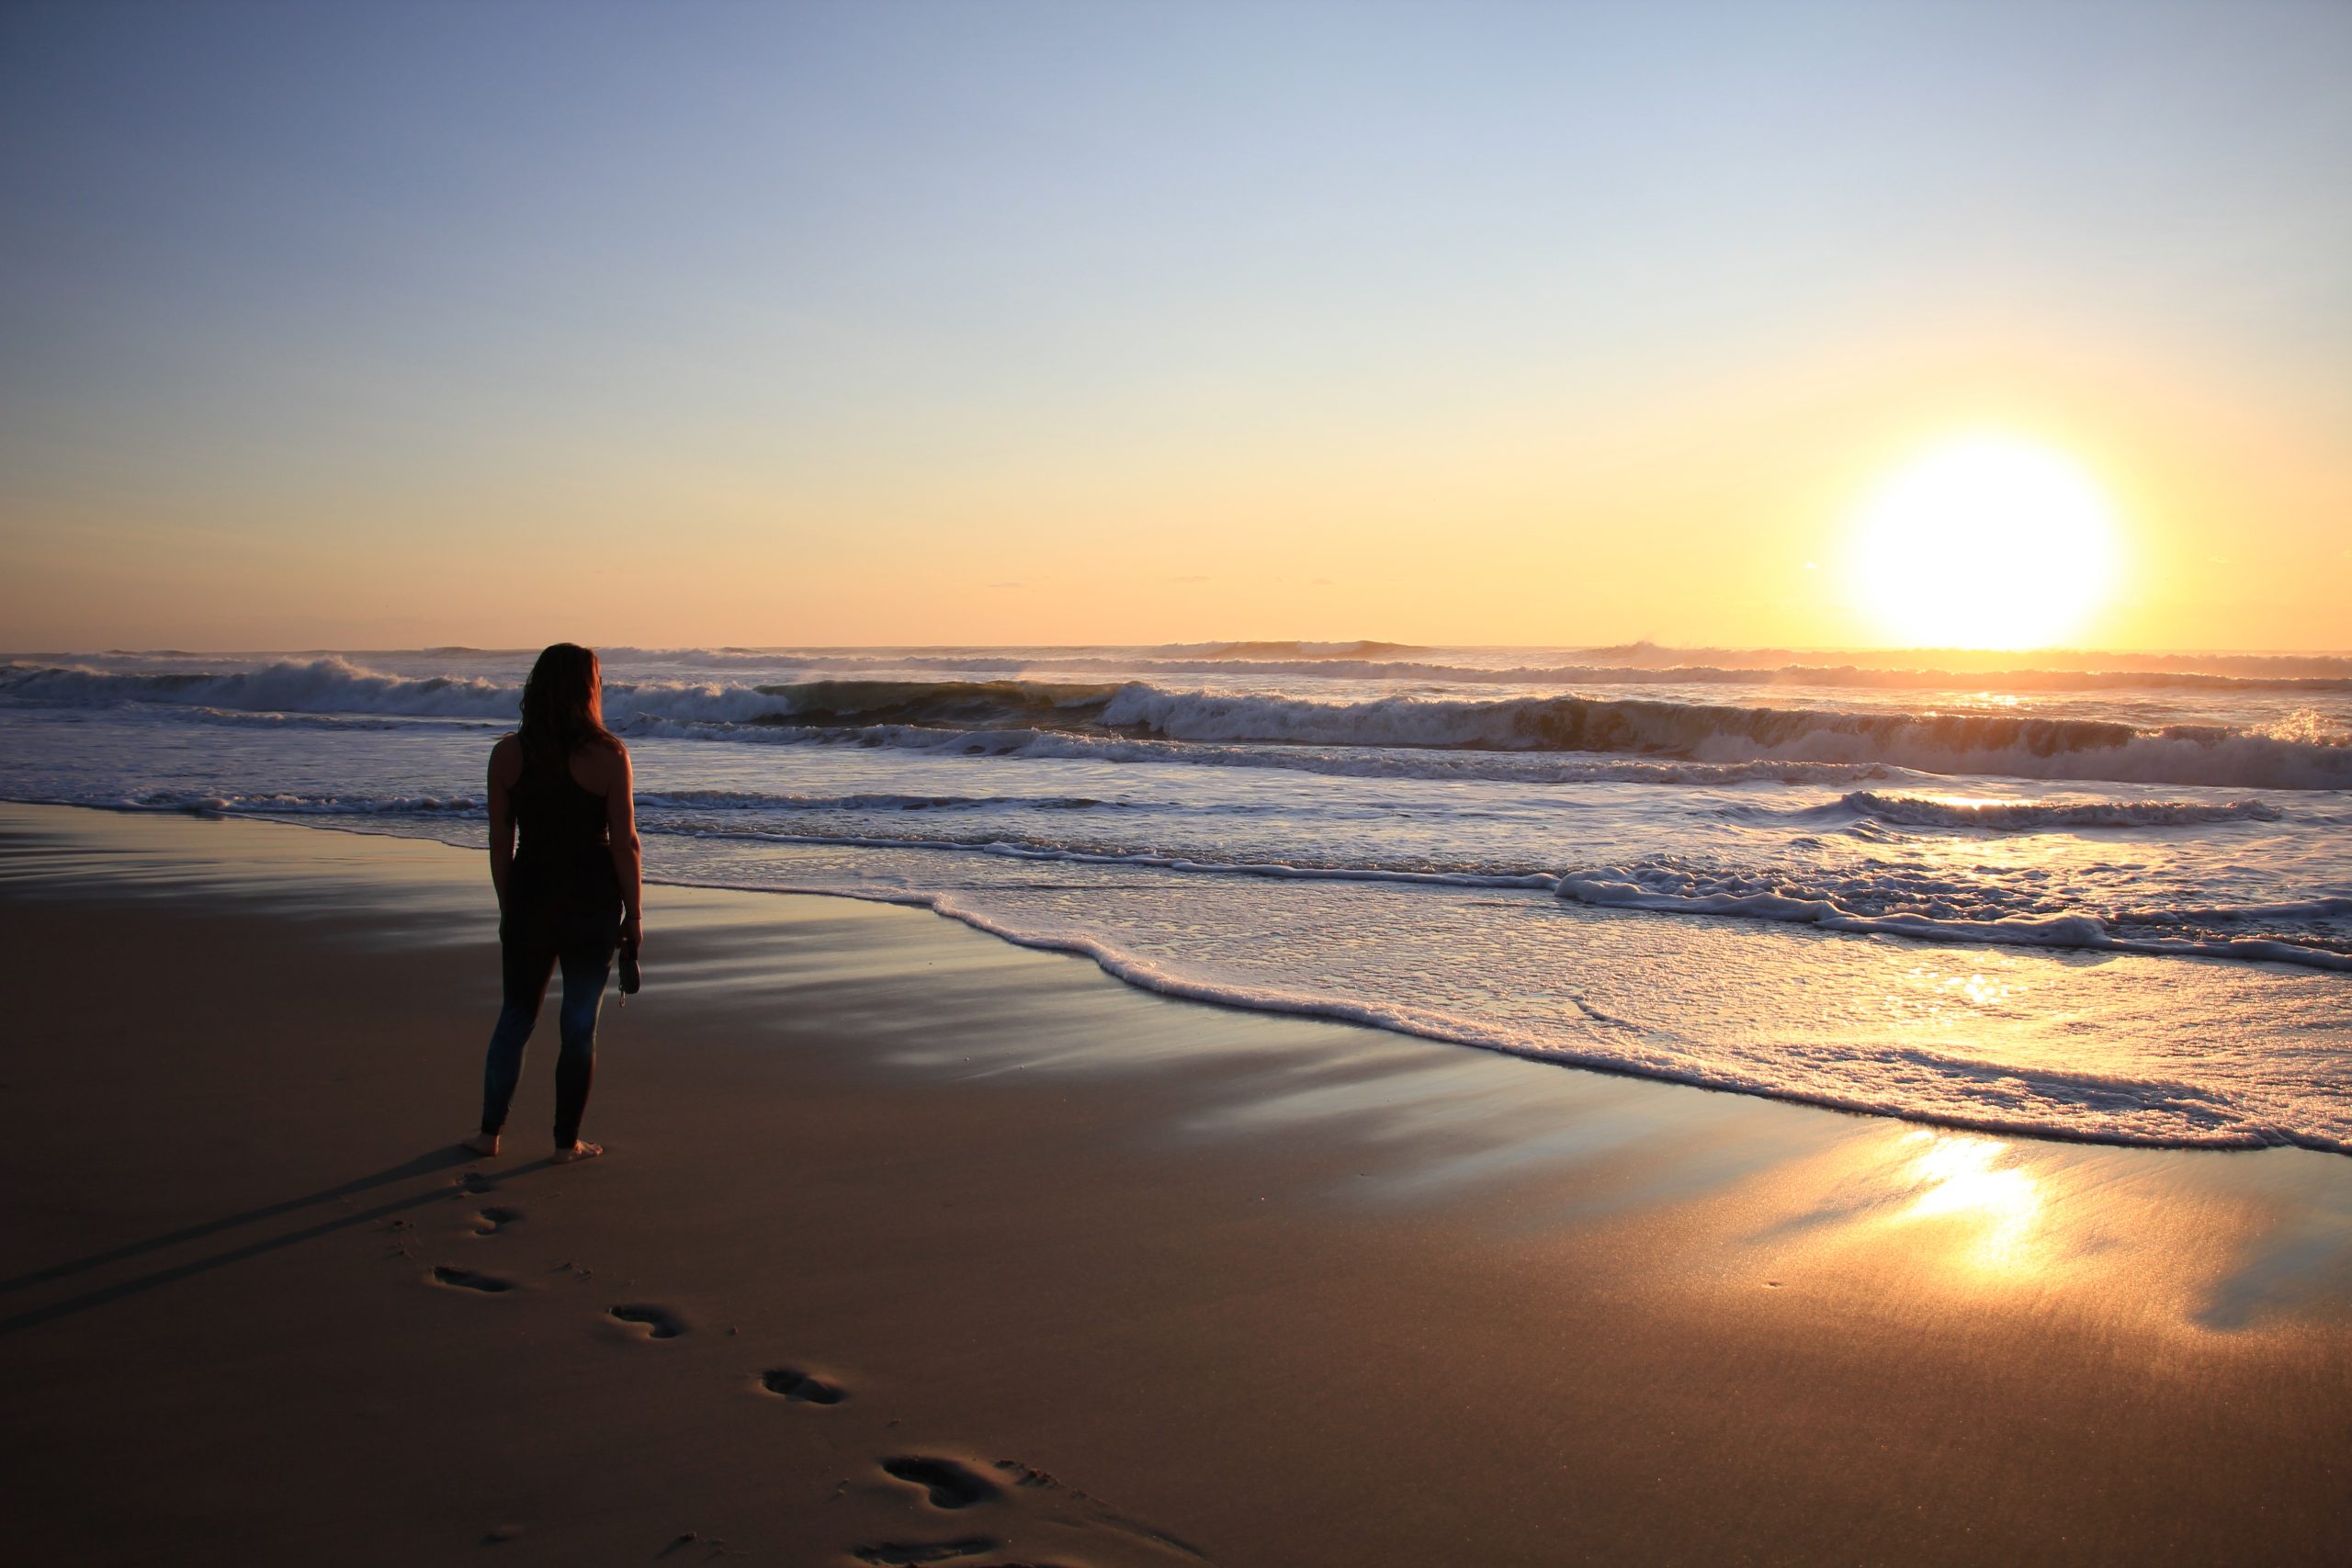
[1,802,2346,1565]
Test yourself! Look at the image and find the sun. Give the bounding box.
[1846,434,2120,649]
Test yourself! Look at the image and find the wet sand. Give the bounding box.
[1,802,2346,1564]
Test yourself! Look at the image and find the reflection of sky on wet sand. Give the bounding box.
[7,802,2351,1340]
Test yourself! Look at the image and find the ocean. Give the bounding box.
[5,642,2347,1151]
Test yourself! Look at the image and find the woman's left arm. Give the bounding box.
[604,742,643,951]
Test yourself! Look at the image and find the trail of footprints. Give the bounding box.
[427,1169,1209,1565]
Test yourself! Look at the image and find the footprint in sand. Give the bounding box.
[849,1540,1001,1566]
[880,1457,1001,1510]
[758,1367,847,1405]
[431,1265,514,1294]
[608,1303,689,1339]
[849,1450,1214,1565]
[851,1450,1211,1565]
[472,1207,522,1235]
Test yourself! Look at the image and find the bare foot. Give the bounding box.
[460,1132,500,1157]
[550,1140,604,1165]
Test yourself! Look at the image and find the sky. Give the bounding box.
[3,0,2346,652]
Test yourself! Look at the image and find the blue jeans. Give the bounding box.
[480,922,614,1147]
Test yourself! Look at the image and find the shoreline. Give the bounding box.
[3,801,2348,1563]
[27,795,2352,1156]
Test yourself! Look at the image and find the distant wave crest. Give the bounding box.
[671,678,2352,789]
[9,661,2350,790]
[0,657,515,718]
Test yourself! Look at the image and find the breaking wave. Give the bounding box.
[712,679,2347,789]
[0,658,516,717]
[1071,686,2352,791]
[9,660,2351,790]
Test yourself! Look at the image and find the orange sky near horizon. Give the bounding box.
[11,323,2339,655]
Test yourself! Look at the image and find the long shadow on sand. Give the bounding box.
[0,1146,544,1337]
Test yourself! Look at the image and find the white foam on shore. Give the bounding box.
[6,775,2342,974]
[1831,791,2287,830]
[632,863,2352,1156]
[17,787,2348,1155]
[1552,869,2352,972]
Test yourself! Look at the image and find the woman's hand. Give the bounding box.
[621,911,643,953]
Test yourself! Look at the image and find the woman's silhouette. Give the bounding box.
[462,643,641,1162]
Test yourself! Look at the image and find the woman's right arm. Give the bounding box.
[487,736,520,911]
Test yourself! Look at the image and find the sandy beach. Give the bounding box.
[2,800,2347,1565]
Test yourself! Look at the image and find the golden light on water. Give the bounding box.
[1847,434,2120,649]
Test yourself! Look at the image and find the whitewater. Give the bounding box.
[5,642,2348,1151]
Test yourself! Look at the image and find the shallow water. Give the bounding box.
[5,642,2347,1149]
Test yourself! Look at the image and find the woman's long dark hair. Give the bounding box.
[516,643,614,765]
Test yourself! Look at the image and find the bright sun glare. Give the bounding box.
[1847,434,2120,649]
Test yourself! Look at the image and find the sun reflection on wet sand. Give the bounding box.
[1699,1122,2100,1308]
[1895,1131,2046,1271]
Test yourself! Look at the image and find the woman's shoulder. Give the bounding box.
[572,730,630,788]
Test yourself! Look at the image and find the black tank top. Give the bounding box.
[508,744,621,916]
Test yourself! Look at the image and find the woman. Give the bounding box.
[462,643,642,1163]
